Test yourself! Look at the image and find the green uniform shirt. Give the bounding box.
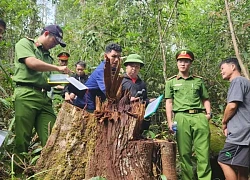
[165,74,209,112]
[12,37,54,90]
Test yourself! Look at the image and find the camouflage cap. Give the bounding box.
[175,49,194,61]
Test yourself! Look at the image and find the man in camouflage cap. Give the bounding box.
[165,49,212,179]
[122,54,155,134]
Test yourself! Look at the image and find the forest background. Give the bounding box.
[0,0,250,179]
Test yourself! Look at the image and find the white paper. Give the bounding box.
[66,77,88,90]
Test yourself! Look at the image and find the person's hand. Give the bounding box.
[54,85,64,90]
[223,127,227,136]
[65,93,75,103]
[130,96,140,102]
[69,93,76,100]
[168,121,174,133]
[65,93,72,102]
[58,66,71,74]
[205,114,211,120]
[222,122,227,136]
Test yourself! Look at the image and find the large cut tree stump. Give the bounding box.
[35,59,177,180]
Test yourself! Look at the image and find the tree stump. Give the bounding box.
[35,59,177,180]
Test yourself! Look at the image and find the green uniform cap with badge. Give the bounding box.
[57,52,70,61]
[175,49,194,61]
[124,54,144,67]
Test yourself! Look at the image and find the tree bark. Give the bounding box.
[153,140,177,180]
[35,100,177,179]
[35,102,97,179]
[35,59,177,180]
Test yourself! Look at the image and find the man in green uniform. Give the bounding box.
[57,52,70,66]
[12,25,70,157]
[165,49,212,180]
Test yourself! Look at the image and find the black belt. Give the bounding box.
[16,82,49,92]
[179,109,205,114]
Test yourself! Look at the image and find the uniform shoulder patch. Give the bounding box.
[167,75,177,80]
[193,75,203,79]
[25,37,34,42]
[26,37,42,47]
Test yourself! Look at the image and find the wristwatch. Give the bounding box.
[207,112,213,119]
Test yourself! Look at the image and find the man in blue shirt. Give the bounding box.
[74,43,122,112]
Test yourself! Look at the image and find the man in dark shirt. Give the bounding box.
[63,61,88,103]
[122,54,155,133]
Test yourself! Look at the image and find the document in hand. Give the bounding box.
[47,74,70,84]
[66,77,88,98]
[144,94,163,118]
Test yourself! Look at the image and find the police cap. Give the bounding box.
[175,49,194,61]
[57,52,70,61]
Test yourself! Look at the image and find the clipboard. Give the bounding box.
[144,94,163,118]
[47,74,70,84]
[66,77,88,98]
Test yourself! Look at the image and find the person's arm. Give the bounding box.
[24,57,70,73]
[221,101,238,136]
[202,99,212,120]
[222,101,238,126]
[165,98,174,131]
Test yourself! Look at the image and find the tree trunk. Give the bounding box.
[153,140,177,180]
[36,101,177,180]
[35,59,177,180]
[35,102,97,179]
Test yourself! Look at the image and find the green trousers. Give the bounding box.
[175,112,211,180]
[13,87,56,154]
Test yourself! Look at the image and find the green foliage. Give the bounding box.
[1,0,250,178]
[21,146,42,165]
[161,174,167,180]
[142,130,156,139]
[90,176,107,180]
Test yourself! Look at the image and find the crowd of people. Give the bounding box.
[1,19,250,179]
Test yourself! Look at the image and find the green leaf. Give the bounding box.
[30,155,40,165]
[90,176,106,180]
[31,147,42,155]
[160,174,167,180]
